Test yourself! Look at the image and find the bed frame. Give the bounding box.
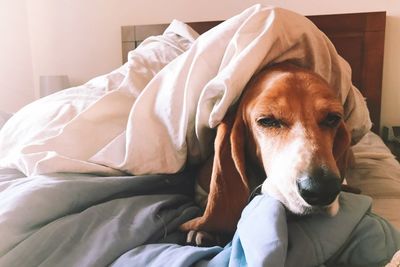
[121,11,386,133]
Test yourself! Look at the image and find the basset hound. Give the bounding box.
[180,63,354,246]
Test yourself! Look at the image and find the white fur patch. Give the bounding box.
[260,122,340,215]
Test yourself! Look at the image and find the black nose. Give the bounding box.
[297,168,341,206]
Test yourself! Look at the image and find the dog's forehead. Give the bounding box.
[243,66,341,112]
[257,68,334,97]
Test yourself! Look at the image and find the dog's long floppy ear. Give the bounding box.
[180,108,250,233]
[333,120,352,181]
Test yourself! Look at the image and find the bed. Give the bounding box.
[121,8,400,224]
[0,5,399,267]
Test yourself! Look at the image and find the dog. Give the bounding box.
[180,63,353,246]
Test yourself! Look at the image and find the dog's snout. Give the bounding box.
[297,168,341,206]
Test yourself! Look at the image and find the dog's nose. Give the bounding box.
[297,168,341,206]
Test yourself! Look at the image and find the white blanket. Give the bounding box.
[0,5,371,176]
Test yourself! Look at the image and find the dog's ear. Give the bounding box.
[180,108,249,233]
[333,120,352,181]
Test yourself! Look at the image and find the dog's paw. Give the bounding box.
[186,230,216,247]
[185,230,232,247]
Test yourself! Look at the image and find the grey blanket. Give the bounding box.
[0,168,398,267]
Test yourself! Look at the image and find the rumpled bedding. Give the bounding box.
[0,4,371,176]
[0,168,198,266]
[0,167,398,267]
[117,194,399,267]
[1,4,399,267]
[1,118,400,266]
[348,132,400,229]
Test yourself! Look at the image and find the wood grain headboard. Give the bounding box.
[121,11,386,133]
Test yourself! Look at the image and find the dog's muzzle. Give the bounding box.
[297,167,341,206]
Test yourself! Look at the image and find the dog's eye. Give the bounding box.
[321,113,342,128]
[257,117,283,128]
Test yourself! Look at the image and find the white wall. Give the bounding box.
[0,0,34,112]
[0,0,399,132]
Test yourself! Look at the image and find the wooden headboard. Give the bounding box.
[121,11,386,133]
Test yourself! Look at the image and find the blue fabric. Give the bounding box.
[1,167,398,267]
[204,193,400,267]
[112,193,400,267]
[0,170,199,267]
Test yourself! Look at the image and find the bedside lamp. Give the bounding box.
[39,75,70,97]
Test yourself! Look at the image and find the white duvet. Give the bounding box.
[0,5,371,176]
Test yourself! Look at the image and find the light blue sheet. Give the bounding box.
[0,168,399,267]
[113,194,400,267]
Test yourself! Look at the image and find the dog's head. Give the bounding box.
[180,63,352,240]
[233,63,351,216]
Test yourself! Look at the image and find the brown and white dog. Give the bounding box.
[180,63,353,246]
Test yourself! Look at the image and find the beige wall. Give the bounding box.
[0,0,34,112]
[0,0,399,133]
